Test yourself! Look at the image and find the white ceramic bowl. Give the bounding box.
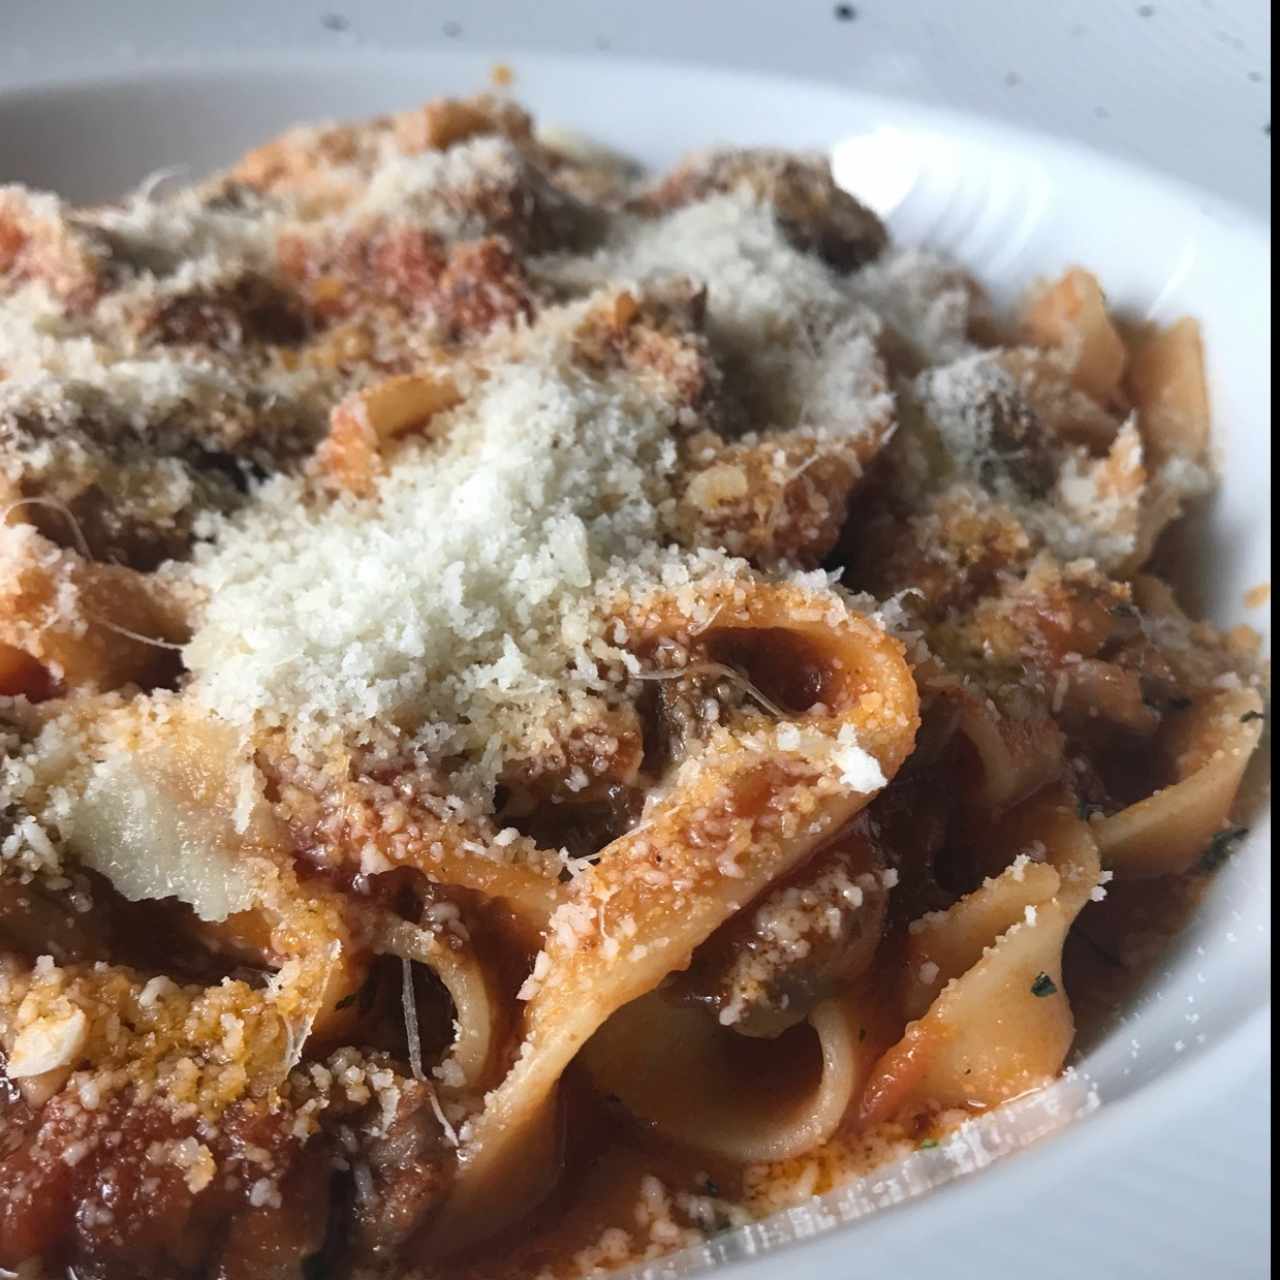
[0,8,1270,1277]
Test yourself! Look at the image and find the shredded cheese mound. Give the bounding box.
[183,297,754,803]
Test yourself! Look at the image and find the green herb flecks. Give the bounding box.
[1030,972,1058,998]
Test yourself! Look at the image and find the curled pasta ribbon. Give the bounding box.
[313,370,463,495]
[356,908,498,1088]
[581,988,879,1163]
[261,737,562,935]
[0,523,188,697]
[1095,686,1264,877]
[422,582,919,1254]
[582,818,889,1157]
[945,689,1066,814]
[862,785,1100,1124]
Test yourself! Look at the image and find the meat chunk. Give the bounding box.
[348,1076,454,1263]
[675,815,890,1037]
[137,272,309,352]
[0,1089,310,1278]
[639,149,888,271]
[1,375,323,568]
[213,1155,332,1280]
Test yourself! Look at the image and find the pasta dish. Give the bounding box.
[0,94,1267,1279]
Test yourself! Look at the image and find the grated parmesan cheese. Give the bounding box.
[181,291,757,803]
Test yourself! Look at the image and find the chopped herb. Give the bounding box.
[858,1026,867,1042]
[701,1177,722,1198]
[919,1138,939,1150]
[333,990,359,1011]
[1199,827,1249,873]
[1030,972,1058,998]
[1241,710,1264,724]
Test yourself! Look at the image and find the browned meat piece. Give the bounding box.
[0,381,323,568]
[845,481,1036,623]
[277,226,537,343]
[570,280,717,421]
[0,1088,309,1278]
[137,273,309,352]
[674,814,890,1038]
[212,1154,332,1280]
[231,93,537,196]
[638,149,888,271]
[348,1076,454,1264]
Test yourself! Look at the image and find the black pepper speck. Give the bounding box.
[1004,71,1021,87]
[1136,3,1155,15]
[443,20,462,37]
[320,12,349,31]
[834,3,857,20]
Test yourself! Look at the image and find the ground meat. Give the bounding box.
[914,355,1061,502]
